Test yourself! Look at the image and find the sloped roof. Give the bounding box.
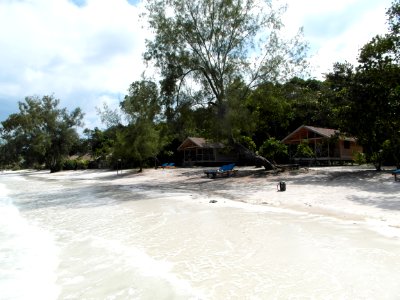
[304,126,338,138]
[282,125,355,144]
[177,137,224,151]
[187,137,207,147]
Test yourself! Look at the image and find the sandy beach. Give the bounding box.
[1,165,400,299]
[43,165,400,236]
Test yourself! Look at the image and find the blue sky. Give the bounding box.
[0,0,393,129]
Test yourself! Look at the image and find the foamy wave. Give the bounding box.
[0,198,60,300]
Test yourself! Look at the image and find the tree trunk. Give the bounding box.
[234,142,277,170]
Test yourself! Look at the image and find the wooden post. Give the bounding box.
[327,141,330,165]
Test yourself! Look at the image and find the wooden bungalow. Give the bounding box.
[281,125,363,164]
[177,137,238,166]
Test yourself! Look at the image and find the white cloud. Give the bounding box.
[0,0,395,127]
[280,0,392,78]
[0,0,148,127]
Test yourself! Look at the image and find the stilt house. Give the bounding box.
[281,125,363,164]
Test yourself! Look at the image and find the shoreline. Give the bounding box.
[2,165,400,298]
[3,165,400,237]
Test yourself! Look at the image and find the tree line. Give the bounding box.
[1,0,399,172]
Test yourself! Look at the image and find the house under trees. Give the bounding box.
[282,125,363,165]
[177,137,238,166]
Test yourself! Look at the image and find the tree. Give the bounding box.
[329,1,400,169]
[114,121,161,172]
[121,80,161,124]
[246,82,291,145]
[143,0,308,169]
[117,80,164,171]
[81,127,115,164]
[96,103,122,128]
[0,95,83,172]
[259,137,288,163]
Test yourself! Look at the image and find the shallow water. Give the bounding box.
[1,172,400,299]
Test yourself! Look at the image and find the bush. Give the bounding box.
[63,159,77,170]
[63,159,89,170]
[295,140,314,158]
[259,138,288,162]
[76,159,89,170]
[353,152,366,165]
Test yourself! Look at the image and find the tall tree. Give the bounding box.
[326,1,400,169]
[143,0,308,168]
[0,95,83,172]
[117,80,164,171]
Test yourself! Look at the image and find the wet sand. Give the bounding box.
[41,165,400,236]
[1,165,400,299]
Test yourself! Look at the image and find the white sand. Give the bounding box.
[31,164,400,236]
[2,165,400,298]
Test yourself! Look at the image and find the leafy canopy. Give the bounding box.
[327,0,400,169]
[143,0,308,141]
[0,95,83,171]
[115,80,164,171]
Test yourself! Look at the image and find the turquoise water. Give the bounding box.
[1,171,400,299]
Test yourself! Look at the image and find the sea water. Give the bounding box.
[1,171,400,299]
[0,176,59,300]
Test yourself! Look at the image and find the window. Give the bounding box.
[202,148,215,161]
[344,141,350,149]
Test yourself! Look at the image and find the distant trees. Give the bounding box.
[0,95,83,172]
[326,0,400,169]
[1,1,399,171]
[245,78,331,146]
[81,127,115,164]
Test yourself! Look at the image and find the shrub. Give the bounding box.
[353,152,366,165]
[63,159,89,170]
[259,138,288,162]
[63,159,77,170]
[76,159,89,170]
[295,140,314,158]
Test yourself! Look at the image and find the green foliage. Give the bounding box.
[353,152,366,165]
[121,80,160,123]
[82,127,115,162]
[144,0,308,141]
[4,2,400,171]
[238,136,257,152]
[0,95,83,172]
[96,103,122,128]
[369,151,384,171]
[113,121,161,171]
[63,158,89,170]
[295,140,314,158]
[62,158,89,170]
[323,1,400,170]
[258,137,288,162]
[63,159,77,170]
[113,80,165,171]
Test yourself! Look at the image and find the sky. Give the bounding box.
[0,0,393,130]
